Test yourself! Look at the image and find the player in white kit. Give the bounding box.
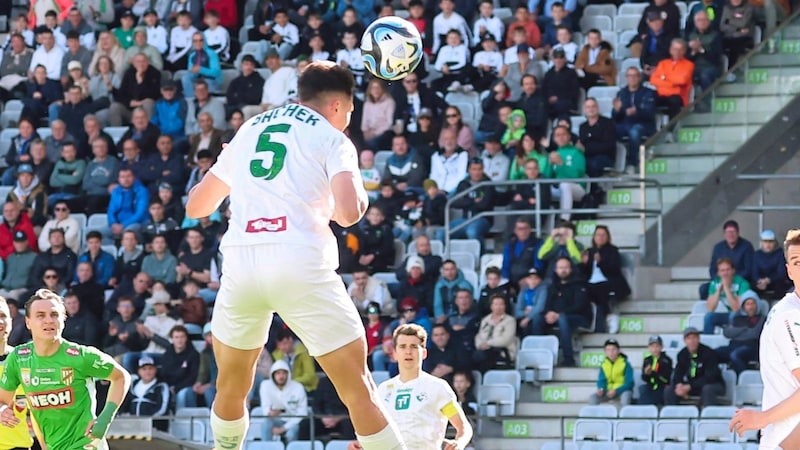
[185,61,406,450]
[730,229,800,449]
[349,324,473,450]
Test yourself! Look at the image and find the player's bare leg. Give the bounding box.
[210,338,262,450]
[780,422,800,450]
[316,337,406,450]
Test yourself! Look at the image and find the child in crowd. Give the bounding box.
[203,10,231,62]
[552,26,578,66]
[359,150,382,200]
[336,30,366,89]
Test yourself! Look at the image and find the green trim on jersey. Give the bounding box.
[0,340,116,450]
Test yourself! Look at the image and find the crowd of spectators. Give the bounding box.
[0,0,790,443]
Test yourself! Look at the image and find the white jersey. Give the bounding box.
[759,291,800,448]
[209,104,360,269]
[378,372,459,450]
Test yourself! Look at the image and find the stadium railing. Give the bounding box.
[443,177,665,264]
[735,173,800,232]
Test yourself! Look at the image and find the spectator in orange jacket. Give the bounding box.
[505,5,542,50]
[649,38,694,119]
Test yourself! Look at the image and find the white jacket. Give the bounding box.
[39,217,81,254]
[430,150,468,193]
[347,276,395,317]
[258,360,308,430]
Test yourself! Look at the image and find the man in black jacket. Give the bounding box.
[532,256,591,367]
[542,48,579,120]
[109,53,162,126]
[447,159,496,242]
[29,228,78,287]
[391,72,448,134]
[396,236,443,285]
[517,74,548,138]
[297,376,355,441]
[226,54,265,120]
[63,290,98,346]
[639,335,673,405]
[686,11,723,111]
[665,327,725,406]
[476,81,511,145]
[716,291,765,374]
[640,13,676,76]
[578,98,617,178]
[501,218,543,288]
[424,324,467,383]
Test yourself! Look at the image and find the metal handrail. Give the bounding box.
[735,173,800,232]
[443,177,665,265]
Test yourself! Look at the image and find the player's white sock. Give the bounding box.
[210,404,249,450]
[356,423,407,450]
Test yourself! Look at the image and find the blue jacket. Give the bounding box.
[515,284,548,320]
[187,45,222,84]
[433,269,474,318]
[709,238,755,281]
[108,180,150,227]
[151,96,187,139]
[613,86,657,128]
[336,0,374,23]
[76,250,116,286]
[753,248,788,285]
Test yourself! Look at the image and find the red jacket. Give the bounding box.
[205,0,238,29]
[506,21,542,50]
[0,212,38,259]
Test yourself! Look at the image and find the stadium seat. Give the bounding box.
[703,444,743,450]
[373,150,392,175]
[685,314,704,330]
[720,369,737,404]
[478,383,515,416]
[0,128,17,168]
[247,407,267,442]
[701,406,736,418]
[394,9,409,18]
[738,370,761,385]
[699,334,729,349]
[0,186,12,204]
[483,370,521,400]
[580,15,613,33]
[393,239,407,267]
[246,442,285,450]
[285,441,324,450]
[479,253,503,278]
[579,405,618,418]
[596,97,613,118]
[584,4,617,19]
[172,408,210,442]
[371,370,390,385]
[587,86,618,100]
[620,443,660,450]
[103,126,128,145]
[406,238,444,257]
[614,14,641,32]
[372,272,398,285]
[541,442,577,450]
[660,405,699,419]
[495,7,513,20]
[576,303,597,333]
[617,3,648,16]
[448,239,481,258]
[449,251,477,271]
[219,68,240,94]
[36,127,52,140]
[660,334,685,351]
[573,419,613,442]
[521,335,559,365]
[101,245,119,257]
[516,348,555,382]
[735,370,763,406]
[614,419,652,442]
[580,443,618,450]
[619,405,659,419]
[655,420,693,442]
[661,444,703,450]
[462,269,479,298]
[691,301,708,315]
[616,30,638,60]
[325,441,353,450]
[695,419,735,443]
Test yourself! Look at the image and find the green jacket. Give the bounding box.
[272,342,319,392]
[552,145,587,188]
[598,354,634,393]
[509,151,553,180]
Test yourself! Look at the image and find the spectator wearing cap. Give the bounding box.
[60,30,93,87]
[166,11,199,72]
[580,225,631,333]
[474,293,518,372]
[717,290,765,374]
[113,8,137,49]
[61,7,97,51]
[639,335,673,406]
[398,254,436,314]
[160,325,201,406]
[109,52,161,126]
[182,32,222,96]
[142,9,168,54]
[348,267,396,318]
[29,227,77,285]
[63,290,98,346]
[150,80,188,144]
[122,356,170,424]
[121,108,161,158]
[106,167,150,240]
[640,12,675,77]
[7,162,48,228]
[575,29,617,91]
[650,39,694,120]
[704,257,751,334]
[39,199,81,254]
[516,268,547,336]
[590,339,634,406]
[0,230,36,300]
[665,327,725,406]
[532,256,591,367]
[700,220,755,299]
[481,134,510,185]
[258,48,299,112]
[753,229,791,299]
[477,267,512,317]
[365,301,386,364]
[613,67,657,174]
[185,79,227,136]
[226,54,265,120]
[543,48,579,120]
[123,27,164,72]
[473,0,505,48]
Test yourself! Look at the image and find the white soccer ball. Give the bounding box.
[360,16,424,81]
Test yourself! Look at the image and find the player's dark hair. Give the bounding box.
[785,229,800,258]
[453,370,474,386]
[297,61,355,103]
[48,228,65,237]
[485,266,502,277]
[86,230,103,241]
[170,324,189,338]
[432,323,449,333]
[24,289,66,318]
[442,259,456,267]
[716,257,734,269]
[455,288,472,298]
[45,10,58,18]
[393,323,428,346]
[118,295,134,305]
[723,220,739,231]
[204,9,220,19]
[66,30,80,40]
[275,328,295,342]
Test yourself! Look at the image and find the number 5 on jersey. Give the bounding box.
[250,124,291,180]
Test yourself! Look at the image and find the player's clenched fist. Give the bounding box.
[0,404,20,427]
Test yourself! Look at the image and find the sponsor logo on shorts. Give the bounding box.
[27,387,74,409]
[61,368,74,385]
[246,216,287,233]
[66,347,80,357]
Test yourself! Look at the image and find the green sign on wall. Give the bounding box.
[713,98,737,113]
[581,351,605,368]
[620,317,645,333]
[576,221,597,236]
[542,386,569,403]
[678,129,703,144]
[747,69,769,84]
[607,190,632,205]
[646,160,668,174]
[781,40,800,53]
[503,421,531,438]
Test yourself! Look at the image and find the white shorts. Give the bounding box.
[211,243,365,356]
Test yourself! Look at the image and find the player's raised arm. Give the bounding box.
[331,171,369,227]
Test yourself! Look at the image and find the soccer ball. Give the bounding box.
[361,16,423,81]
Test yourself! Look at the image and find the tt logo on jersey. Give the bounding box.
[27,387,74,409]
[246,217,287,233]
